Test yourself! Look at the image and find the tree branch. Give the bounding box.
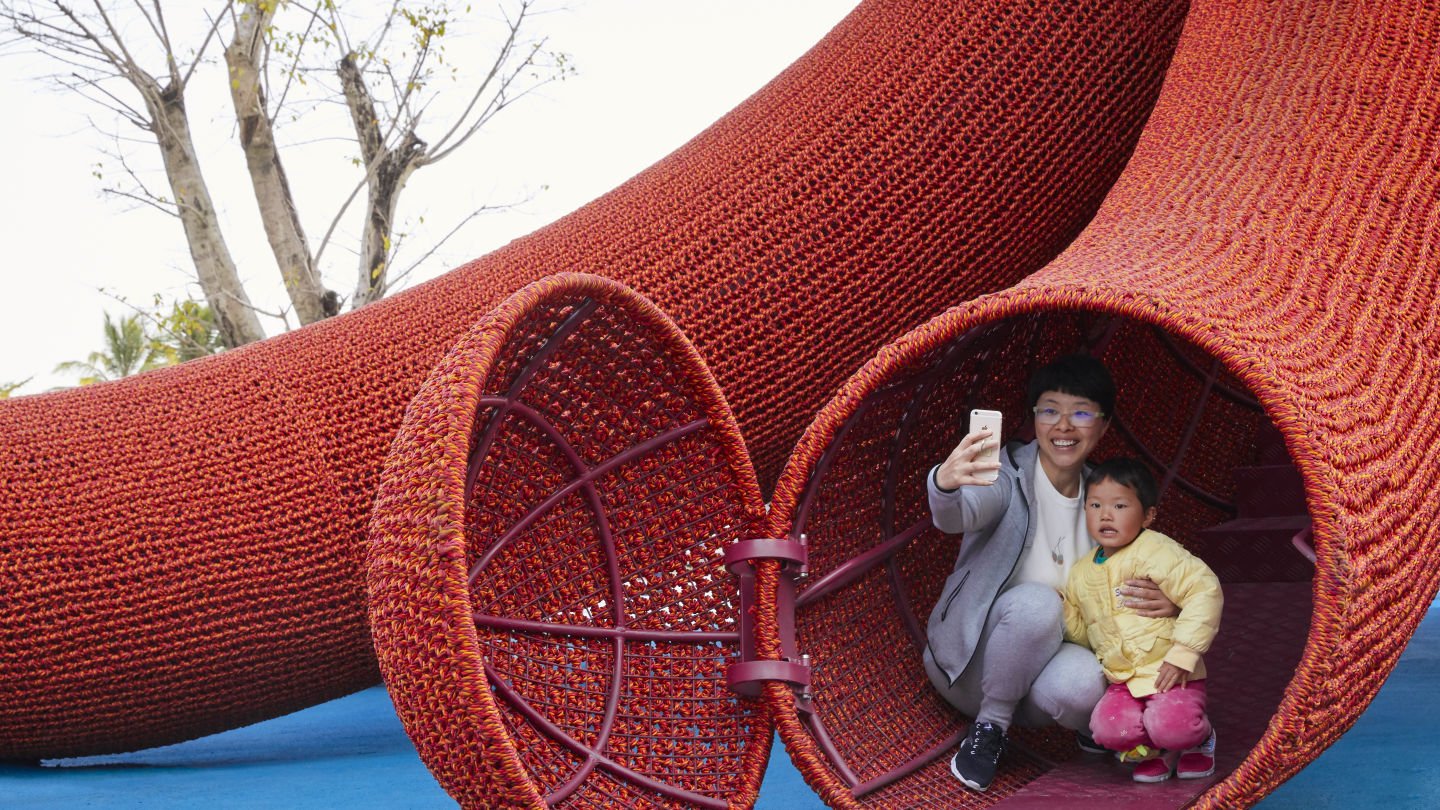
[130,0,168,65]
[2,8,110,63]
[311,169,367,271]
[354,0,404,71]
[64,72,150,128]
[388,195,531,290]
[266,1,322,117]
[84,0,150,86]
[338,51,384,163]
[425,1,528,157]
[177,0,233,88]
[97,134,178,217]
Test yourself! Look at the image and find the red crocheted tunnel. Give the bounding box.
[764,315,1316,810]
[0,0,1182,767]
[6,0,1435,807]
[759,0,1440,808]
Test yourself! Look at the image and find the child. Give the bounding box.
[1062,458,1223,783]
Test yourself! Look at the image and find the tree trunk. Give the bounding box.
[147,86,265,348]
[226,4,335,325]
[338,54,426,309]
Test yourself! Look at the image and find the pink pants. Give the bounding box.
[1089,680,1210,752]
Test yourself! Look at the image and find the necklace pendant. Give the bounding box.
[1051,549,1064,566]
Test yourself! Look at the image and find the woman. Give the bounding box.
[923,354,1178,792]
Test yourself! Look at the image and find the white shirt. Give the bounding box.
[1006,464,1092,591]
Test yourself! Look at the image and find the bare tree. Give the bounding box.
[2,0,572,347]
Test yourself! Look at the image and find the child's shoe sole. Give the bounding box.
[949,754,989,791]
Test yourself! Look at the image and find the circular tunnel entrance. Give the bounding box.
[767,311,1314,808]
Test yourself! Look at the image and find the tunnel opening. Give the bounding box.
[369,276,777,809]
[773,310,1315,807]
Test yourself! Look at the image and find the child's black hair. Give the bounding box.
[1026,353,1116,418]
[1085,457,1158,510]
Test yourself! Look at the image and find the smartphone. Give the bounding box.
[969,408,1003,482]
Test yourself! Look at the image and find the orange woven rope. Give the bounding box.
[368,274,772,808]
[764,0,1440,807]
[0,0,1183,778]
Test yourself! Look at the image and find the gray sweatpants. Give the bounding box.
[923,582,1105,732]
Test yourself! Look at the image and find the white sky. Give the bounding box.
[0,1,858,394]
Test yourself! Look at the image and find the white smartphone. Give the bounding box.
[968,408,1003,482]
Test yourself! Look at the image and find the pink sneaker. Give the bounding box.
[1132,755,1173,783]
[1177,729,1217,779]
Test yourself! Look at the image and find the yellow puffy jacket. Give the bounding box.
[1062,529,1223,698]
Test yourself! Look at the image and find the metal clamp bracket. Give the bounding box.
[723,537,808,573]
[724,536,810,700]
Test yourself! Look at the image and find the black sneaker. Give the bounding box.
[1076,730,1107,754]
[949,721,1006,791]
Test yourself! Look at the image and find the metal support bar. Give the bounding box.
[1291,525,1316,564]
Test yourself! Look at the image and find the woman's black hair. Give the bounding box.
[1085,457,1158,510]
[1026,353,1116,417]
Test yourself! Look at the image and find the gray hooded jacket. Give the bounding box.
[925,439,1074,685]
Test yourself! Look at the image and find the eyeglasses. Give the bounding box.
[1032,406,1105,427]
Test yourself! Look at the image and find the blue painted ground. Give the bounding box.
[4,600,1435,808]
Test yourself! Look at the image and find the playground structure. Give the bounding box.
[4,0,1440,808]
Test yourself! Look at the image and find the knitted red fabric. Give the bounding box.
[368,275,771,808]
[763,0,1440,807]
[0,0,1185,781]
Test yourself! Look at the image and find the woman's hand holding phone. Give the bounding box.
[935,410,1002,490]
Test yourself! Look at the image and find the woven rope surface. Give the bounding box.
[762,316,1294,808]
[368,274,770,808]
[0,0,1185,767]
[765,0,1440,806]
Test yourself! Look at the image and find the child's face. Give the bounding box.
[1085,477,1157,553]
